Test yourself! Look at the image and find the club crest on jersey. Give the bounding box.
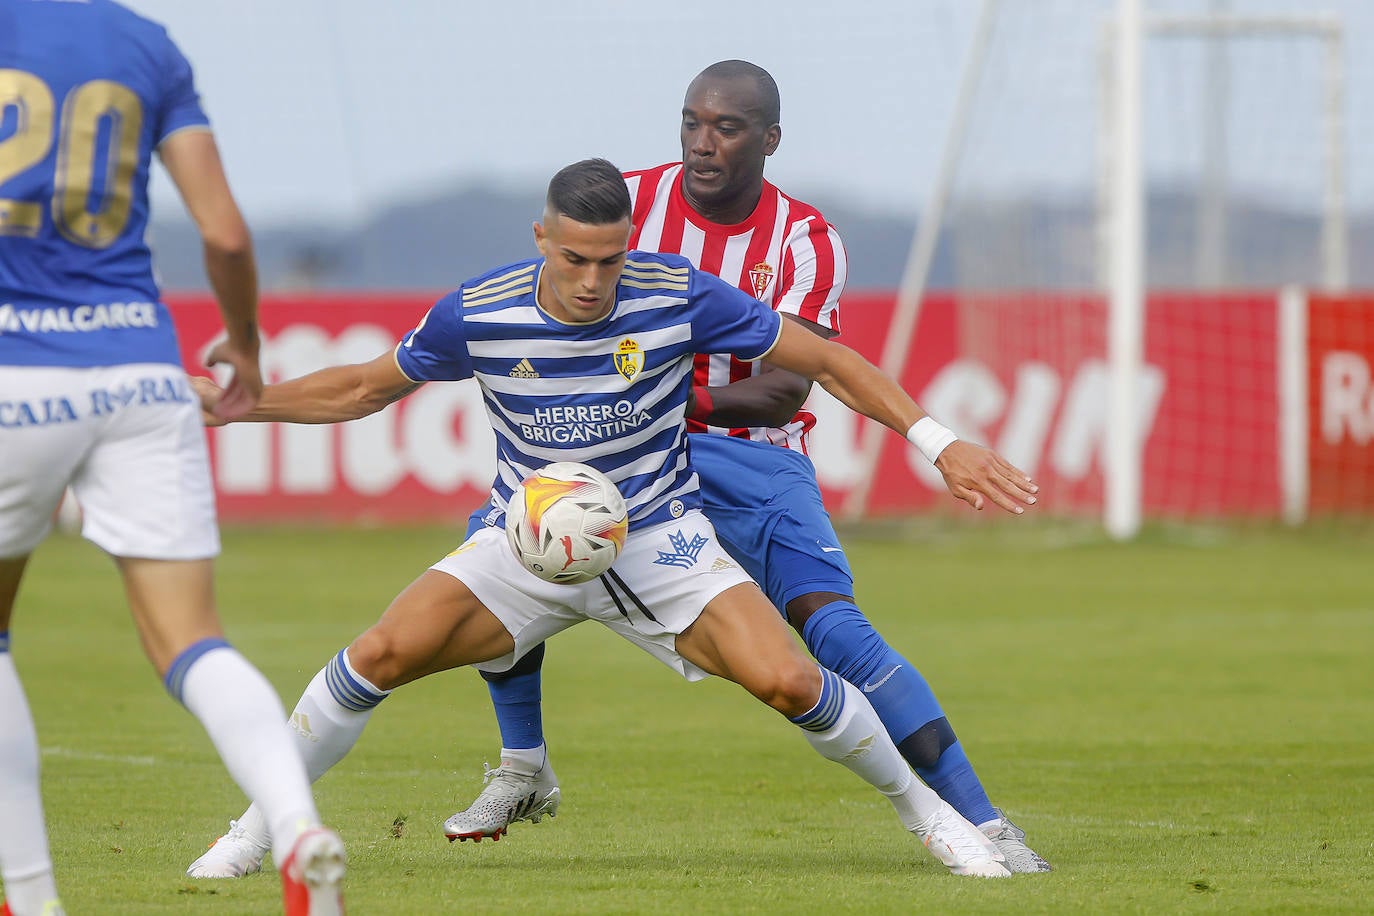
[748,262,774,299]
[614,337,644,383]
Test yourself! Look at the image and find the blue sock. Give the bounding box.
[481,642,546,749]
[801,601,997,826]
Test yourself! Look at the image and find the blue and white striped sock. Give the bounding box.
[168,639,321,866]
[230,648,392,862]
[163,637,232,702]
[788,667,847,732]
[790,666,943,827]
[324,648,390,712]
[289,649,389,783]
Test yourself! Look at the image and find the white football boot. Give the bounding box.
[912,801,1012,878]
[186,819,270,878]
[443,760,560,842]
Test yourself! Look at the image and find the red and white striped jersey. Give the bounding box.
[625,162,847,453]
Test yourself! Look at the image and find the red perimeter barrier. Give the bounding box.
[167,289,1366,523]
[1307,294,1374,514]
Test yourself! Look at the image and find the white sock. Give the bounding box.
[500,743,552,778]
[798,678,944,829]
[178,647,321,866]
[0,653,61,916]
[221,651,389,863]
[289,654,388,783]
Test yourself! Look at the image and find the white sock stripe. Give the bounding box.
[792,667,846,732]
[325,650,387,711]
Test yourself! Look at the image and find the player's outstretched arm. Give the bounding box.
[192,351,421,428]
[762,320,1037,515]
[159,128,262,420]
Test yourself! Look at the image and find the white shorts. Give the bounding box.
[0,364,219,560]
[432,509,755,681]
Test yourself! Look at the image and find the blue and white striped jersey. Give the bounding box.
[394,251,783,530]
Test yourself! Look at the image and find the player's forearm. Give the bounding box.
[203,235,260,353]
[810,344,924,436]
[235,365,396,424]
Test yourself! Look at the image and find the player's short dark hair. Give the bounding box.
[697,60,781,125]
[545,158,631,225]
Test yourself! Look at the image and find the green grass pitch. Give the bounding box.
[9,521,1373,914]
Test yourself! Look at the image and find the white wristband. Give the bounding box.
[906,417,958,464]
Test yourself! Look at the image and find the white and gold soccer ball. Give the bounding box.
[505,461,629,584]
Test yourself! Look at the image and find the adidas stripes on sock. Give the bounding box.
[789,667,943,829]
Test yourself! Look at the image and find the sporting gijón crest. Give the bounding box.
[748,262,774,299]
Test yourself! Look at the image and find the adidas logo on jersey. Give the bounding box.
[509,358,540,379]
[709,557,738,572]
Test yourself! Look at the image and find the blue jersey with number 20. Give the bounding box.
[0,0,209,368]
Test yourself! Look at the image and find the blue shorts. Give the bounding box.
[689,434,853,613]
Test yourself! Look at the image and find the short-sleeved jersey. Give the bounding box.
[625,162,847,453]
[0,0,210,368]
[394,251,784,531]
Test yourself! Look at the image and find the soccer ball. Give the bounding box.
[505,462,629,584]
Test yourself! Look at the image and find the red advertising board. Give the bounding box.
[812,290,1280,518]
[170,293,492,523]
[1307,293,1374,513]
[168,289,1289,524]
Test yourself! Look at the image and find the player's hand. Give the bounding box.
[934,440,1039,515]
[203,339,263,421]
[189,375,231,427]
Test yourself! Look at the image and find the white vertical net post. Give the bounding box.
[1105,0,1145,540]
[1278,285,1310,525]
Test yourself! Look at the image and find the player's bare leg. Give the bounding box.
[675,583,1009,877]
[191,569,516,876]
[121,557,344,910]
[117,557,221,671]
[347,570,518,688]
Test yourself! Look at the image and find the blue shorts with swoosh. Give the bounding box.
[688,433,854,613]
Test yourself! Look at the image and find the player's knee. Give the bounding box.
[784,591,853,632]
[346,627,412,691]
[761,658,824,717]
[897,716,958,770]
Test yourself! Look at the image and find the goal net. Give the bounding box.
[842,0,1363,529]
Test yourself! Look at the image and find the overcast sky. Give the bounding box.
[120,0,1374,229]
